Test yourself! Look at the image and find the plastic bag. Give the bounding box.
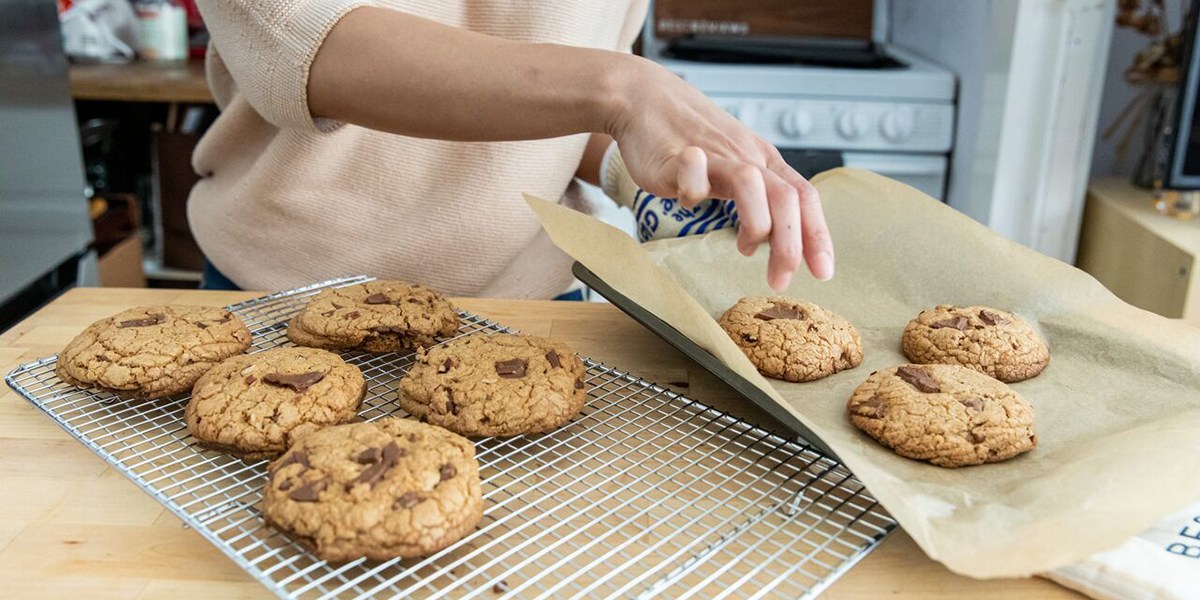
[60,0,137,63]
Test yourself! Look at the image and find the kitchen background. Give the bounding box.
[3,0,1197,333]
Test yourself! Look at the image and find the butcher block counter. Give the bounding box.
[0,288,1081,598]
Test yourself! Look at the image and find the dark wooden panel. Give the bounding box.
[655,0,873,40]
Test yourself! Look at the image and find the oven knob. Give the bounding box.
[836,110,870,140]
[881,109,916,142]
[778,108,813,139]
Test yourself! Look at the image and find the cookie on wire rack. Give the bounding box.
[287,280,459,353]
[398,333,588,437]
[261,418,483,562]
[185,347,366,460]
[56,305,252,399]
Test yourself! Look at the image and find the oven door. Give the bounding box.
[839,152,947,201]
[777,149,947,202]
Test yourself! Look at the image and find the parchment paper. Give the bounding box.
[525,168,1200,579]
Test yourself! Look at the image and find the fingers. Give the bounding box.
[761,170,802,291]
[675,146,710,207]
[769,156,835,281]
[706,156,770,258]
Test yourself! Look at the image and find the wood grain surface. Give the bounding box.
[0,288,1083,598]
[69,60,213,104]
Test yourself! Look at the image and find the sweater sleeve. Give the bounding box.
[195,0,374,133]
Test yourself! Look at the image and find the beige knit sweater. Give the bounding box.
[188,0,647,297]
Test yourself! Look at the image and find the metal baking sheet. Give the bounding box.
[6,275,893,599]
[573,263,837,459]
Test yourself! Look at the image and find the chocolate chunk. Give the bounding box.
[406,297,421,304]
[394,492,422,509]
[288,478,327,502]
[356,447,381,464]
[545,350,561,368]
[278,479,294,492]
[574,378,584,389]
[895,366,940,393]
[495,358,528,379]
[930,316,969,331]
[492,581,509,594]
[244,374,257,385]
[979,309,1008,326]
[196,322,209,329]
[969,430,986,444]
[118,314,165,328]
[272,451,310,473]
[741,333,758,344]
[217,314,233,323]
[344,311,361,320]
[352,441,402,488]
[855,395,886,418]
[438,358,454,374]
[754,304,804,321]
[364,293,390,304]
[960,397,984,411]
[445,393,457,415]
[263,371,325,393]
[439,463,456,481]
[407,433,419,442]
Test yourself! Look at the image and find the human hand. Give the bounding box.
[604,57,834,290]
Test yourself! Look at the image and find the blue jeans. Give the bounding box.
[200,261,242,291]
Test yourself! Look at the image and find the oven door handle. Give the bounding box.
[840,153,947,176]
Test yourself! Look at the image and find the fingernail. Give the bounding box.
[813,251,835,281]
[770,272,791,292]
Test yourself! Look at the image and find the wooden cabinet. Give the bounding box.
[1076,179,1200,324]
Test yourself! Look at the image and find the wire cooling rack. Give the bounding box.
[6,276,894,599]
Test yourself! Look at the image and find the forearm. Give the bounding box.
[309,7,635,141]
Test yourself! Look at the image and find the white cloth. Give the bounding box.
[1044,501,1200,600]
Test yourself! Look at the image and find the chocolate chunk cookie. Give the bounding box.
[398,333,587,437]
[847,364,1037,468]
[718,297,863,383]
[185,347,366,460]
[56,305,252,399]
[261,418,482,562]
[287,280,459,353]
[901,305,1049,382]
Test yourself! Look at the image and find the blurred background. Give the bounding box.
[4,0,1199,332]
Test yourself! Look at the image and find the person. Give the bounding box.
[189,0,834,297]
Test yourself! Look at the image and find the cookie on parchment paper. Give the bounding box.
[847,364,1037,468]
[718,296,863,383]
[901,305,1049,382]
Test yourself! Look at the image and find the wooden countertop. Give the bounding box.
[0,288,1082,598]
[69,59,213,104]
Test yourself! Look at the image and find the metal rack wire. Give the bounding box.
[6,276,894,599]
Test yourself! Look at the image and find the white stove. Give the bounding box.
[643,42,957,200]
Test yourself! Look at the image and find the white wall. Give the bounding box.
[888,0,1002,222]
[1090,0,1184,178]
[889,0,1113,262]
